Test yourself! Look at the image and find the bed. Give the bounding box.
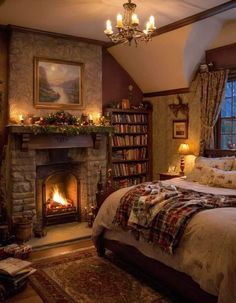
[92,150,236,303]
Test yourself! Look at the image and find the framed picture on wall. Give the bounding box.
[173,120,188,139]
[34,57,84,109]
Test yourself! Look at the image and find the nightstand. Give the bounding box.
[159,173,181,181]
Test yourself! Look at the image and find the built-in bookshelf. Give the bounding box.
[105,107,152,189]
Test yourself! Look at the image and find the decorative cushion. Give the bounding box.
[186,165,215,185]
[195,156,235,171]
[231,158,236,171]
[211,168,236,189]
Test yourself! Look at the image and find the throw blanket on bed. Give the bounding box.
[112,182,236,254]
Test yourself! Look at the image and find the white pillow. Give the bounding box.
[195,156,234,171]
[211,168,236,189]
[186,165,215,185]
[231,158,236,171]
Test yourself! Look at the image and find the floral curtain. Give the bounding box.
[199,69,229,155]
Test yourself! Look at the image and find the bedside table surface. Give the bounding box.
[159,173,181,180]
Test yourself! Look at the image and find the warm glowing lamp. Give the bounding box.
[178,143,190,176]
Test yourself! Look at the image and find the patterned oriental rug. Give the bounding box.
[29,247,181,303]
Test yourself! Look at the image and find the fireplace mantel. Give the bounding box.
[8,125,113,150]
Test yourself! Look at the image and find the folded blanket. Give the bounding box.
[113,182,236,254]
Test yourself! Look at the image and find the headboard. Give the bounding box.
[205,149,236,158]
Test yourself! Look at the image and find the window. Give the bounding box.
[216,79,236,149]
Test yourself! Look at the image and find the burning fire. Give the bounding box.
[52,185,68,206]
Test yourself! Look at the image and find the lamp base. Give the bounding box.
[180,156,185,176]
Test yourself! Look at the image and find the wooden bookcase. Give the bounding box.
[105,107,152,189]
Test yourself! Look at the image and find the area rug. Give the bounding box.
[29,247,181,303]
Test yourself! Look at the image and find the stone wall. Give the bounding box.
[8,30,102,121]
[3,131,107,232]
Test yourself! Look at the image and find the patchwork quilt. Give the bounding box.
[112,182,236,254]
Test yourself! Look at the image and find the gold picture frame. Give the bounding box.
[34,57,84,109]
[173,120,188,139]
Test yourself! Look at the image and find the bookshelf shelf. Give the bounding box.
[105,106,152,189]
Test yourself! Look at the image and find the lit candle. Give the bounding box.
[131,14,139,25]
[19,115,24,124]
[104,20,113,35]
[89,114,93,125]
[96,113,101,125]
[116,14,123,28]
[146,21,151,31]
[149,16,155,30]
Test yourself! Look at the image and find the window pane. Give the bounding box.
[221,119,232,133]
[221,98,232,117]
[221,135,233,149]
[233,120,236,134]
[233,81,236,97]
[225,82,232,97]
[233,98,236,116]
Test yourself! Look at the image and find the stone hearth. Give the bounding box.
[1,125,110,236]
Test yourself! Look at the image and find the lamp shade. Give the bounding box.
[178,143,190,155]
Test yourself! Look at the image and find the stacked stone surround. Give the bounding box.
[3,131,107,231]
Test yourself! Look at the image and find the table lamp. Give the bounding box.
[178,143,190,176]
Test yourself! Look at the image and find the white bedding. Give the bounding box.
[92,178,236,303]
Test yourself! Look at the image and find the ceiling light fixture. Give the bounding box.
[104,0,156,46]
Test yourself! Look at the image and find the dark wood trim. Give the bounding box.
[6,24,107,46]
[153,1,236,38]
[204,149,236,157]
[206,43,236,56]
[106,1,236,48]
[143,87,189,98]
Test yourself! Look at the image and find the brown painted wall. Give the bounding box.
[102,48,143,108]
[206,43,236,69]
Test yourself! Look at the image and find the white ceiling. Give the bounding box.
[0,0,235,41]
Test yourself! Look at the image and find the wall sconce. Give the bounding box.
[178,143,190,176]
[169,95,189,118]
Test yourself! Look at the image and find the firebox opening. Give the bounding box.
[44,172,79,225]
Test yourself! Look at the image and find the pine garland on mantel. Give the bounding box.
[9,111,113,136]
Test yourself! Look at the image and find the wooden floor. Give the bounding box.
[5,238,93,303]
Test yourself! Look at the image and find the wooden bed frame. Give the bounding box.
[95,149,236,303]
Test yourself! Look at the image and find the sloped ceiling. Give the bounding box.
[108,14,236,93]
[0,0,235,92]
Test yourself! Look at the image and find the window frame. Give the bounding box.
[215,70,236,149]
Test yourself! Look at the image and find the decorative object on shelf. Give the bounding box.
[34,57,84,109]
[121,99,130,109]
[11,111,114,136]
[128,85,133,103]
[173,120,188,139]
[178,143,190,176]
[169,95,189,118]
[104,0,156,46]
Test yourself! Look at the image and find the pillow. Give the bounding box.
[195,156,235,171]
[211,168,236,189]
[186,165,215,185]
[231,158,236,171]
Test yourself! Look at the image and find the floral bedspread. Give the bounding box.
[112,182,236,254]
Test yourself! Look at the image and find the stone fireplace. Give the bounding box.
[1,126,109,237]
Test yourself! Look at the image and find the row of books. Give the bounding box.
[114,124,148,133]
[113,176,147,189]
[112,114,147,123]
[113,163,147,177]
[112,135,148,146]
[112,148,147,160]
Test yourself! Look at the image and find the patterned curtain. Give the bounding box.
[199,69,228,155]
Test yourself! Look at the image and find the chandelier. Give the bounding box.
[104,0,156,46]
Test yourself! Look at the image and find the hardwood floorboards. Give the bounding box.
[4,238,93,303]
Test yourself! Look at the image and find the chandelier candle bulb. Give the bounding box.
[116,14,123,28]
[149,16,155,29]
[105,20,113,35]
[131,14,139,25]
[19,114,24,124]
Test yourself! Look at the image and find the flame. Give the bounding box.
[52,185,68,205]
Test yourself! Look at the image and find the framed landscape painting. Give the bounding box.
[34,57,84,109]
[173,120,188,139]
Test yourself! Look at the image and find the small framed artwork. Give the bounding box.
[173,120,188,139]
[34,57,84,109]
